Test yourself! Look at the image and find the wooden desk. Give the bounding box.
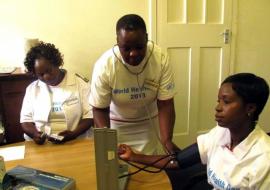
[4,139,171,190]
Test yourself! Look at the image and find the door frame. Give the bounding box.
[148,0,237,73]
[147,0,238,141]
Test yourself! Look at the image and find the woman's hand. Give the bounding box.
[33,132,46,145]
[47,130,75,144]
[56,130,76,142]
[118,144,135,161]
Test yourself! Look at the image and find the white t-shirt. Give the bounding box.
[21,71,93,139]
[89,42,176,154]
[48,74,67,134]
[197,125,270,190]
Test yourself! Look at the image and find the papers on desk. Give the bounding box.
[0,145,25,161]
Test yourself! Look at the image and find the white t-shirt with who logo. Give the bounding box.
[89,42,176,154]
[197,125,270,190]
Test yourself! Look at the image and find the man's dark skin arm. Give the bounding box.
[118,144,178,169]
[92,107,110,128]
[118,143,201,169]
[157,98,179,153]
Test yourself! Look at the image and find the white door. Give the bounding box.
[155,0,233,147]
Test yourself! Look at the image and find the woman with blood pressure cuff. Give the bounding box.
[119,73,270,189]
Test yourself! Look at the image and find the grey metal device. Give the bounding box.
[94,128,128,190]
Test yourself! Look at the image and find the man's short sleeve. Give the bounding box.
[157,52,176,100]
[89,53,112,108]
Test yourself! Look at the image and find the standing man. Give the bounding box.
[89,14,177,154]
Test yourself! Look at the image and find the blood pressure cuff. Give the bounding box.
[175,143,201,169]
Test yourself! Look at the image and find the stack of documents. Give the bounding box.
[0,145,25,161]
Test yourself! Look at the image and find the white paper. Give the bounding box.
[0,145,25,161]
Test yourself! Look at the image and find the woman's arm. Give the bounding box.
[21,122,46,144]
[175,143,201,169]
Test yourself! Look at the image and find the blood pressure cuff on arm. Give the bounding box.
[175,143,201,169]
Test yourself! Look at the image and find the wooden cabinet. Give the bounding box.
[0,68,36,144]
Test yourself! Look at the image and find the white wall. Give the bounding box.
[234,0,270,131]
[1,0,269,132]
[0,0,149,79]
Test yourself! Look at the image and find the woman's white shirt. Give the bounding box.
[197,125,270,190]
[20,71,92,139]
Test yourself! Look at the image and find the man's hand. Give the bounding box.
[163,140,181,154]
[118,144,135,161]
